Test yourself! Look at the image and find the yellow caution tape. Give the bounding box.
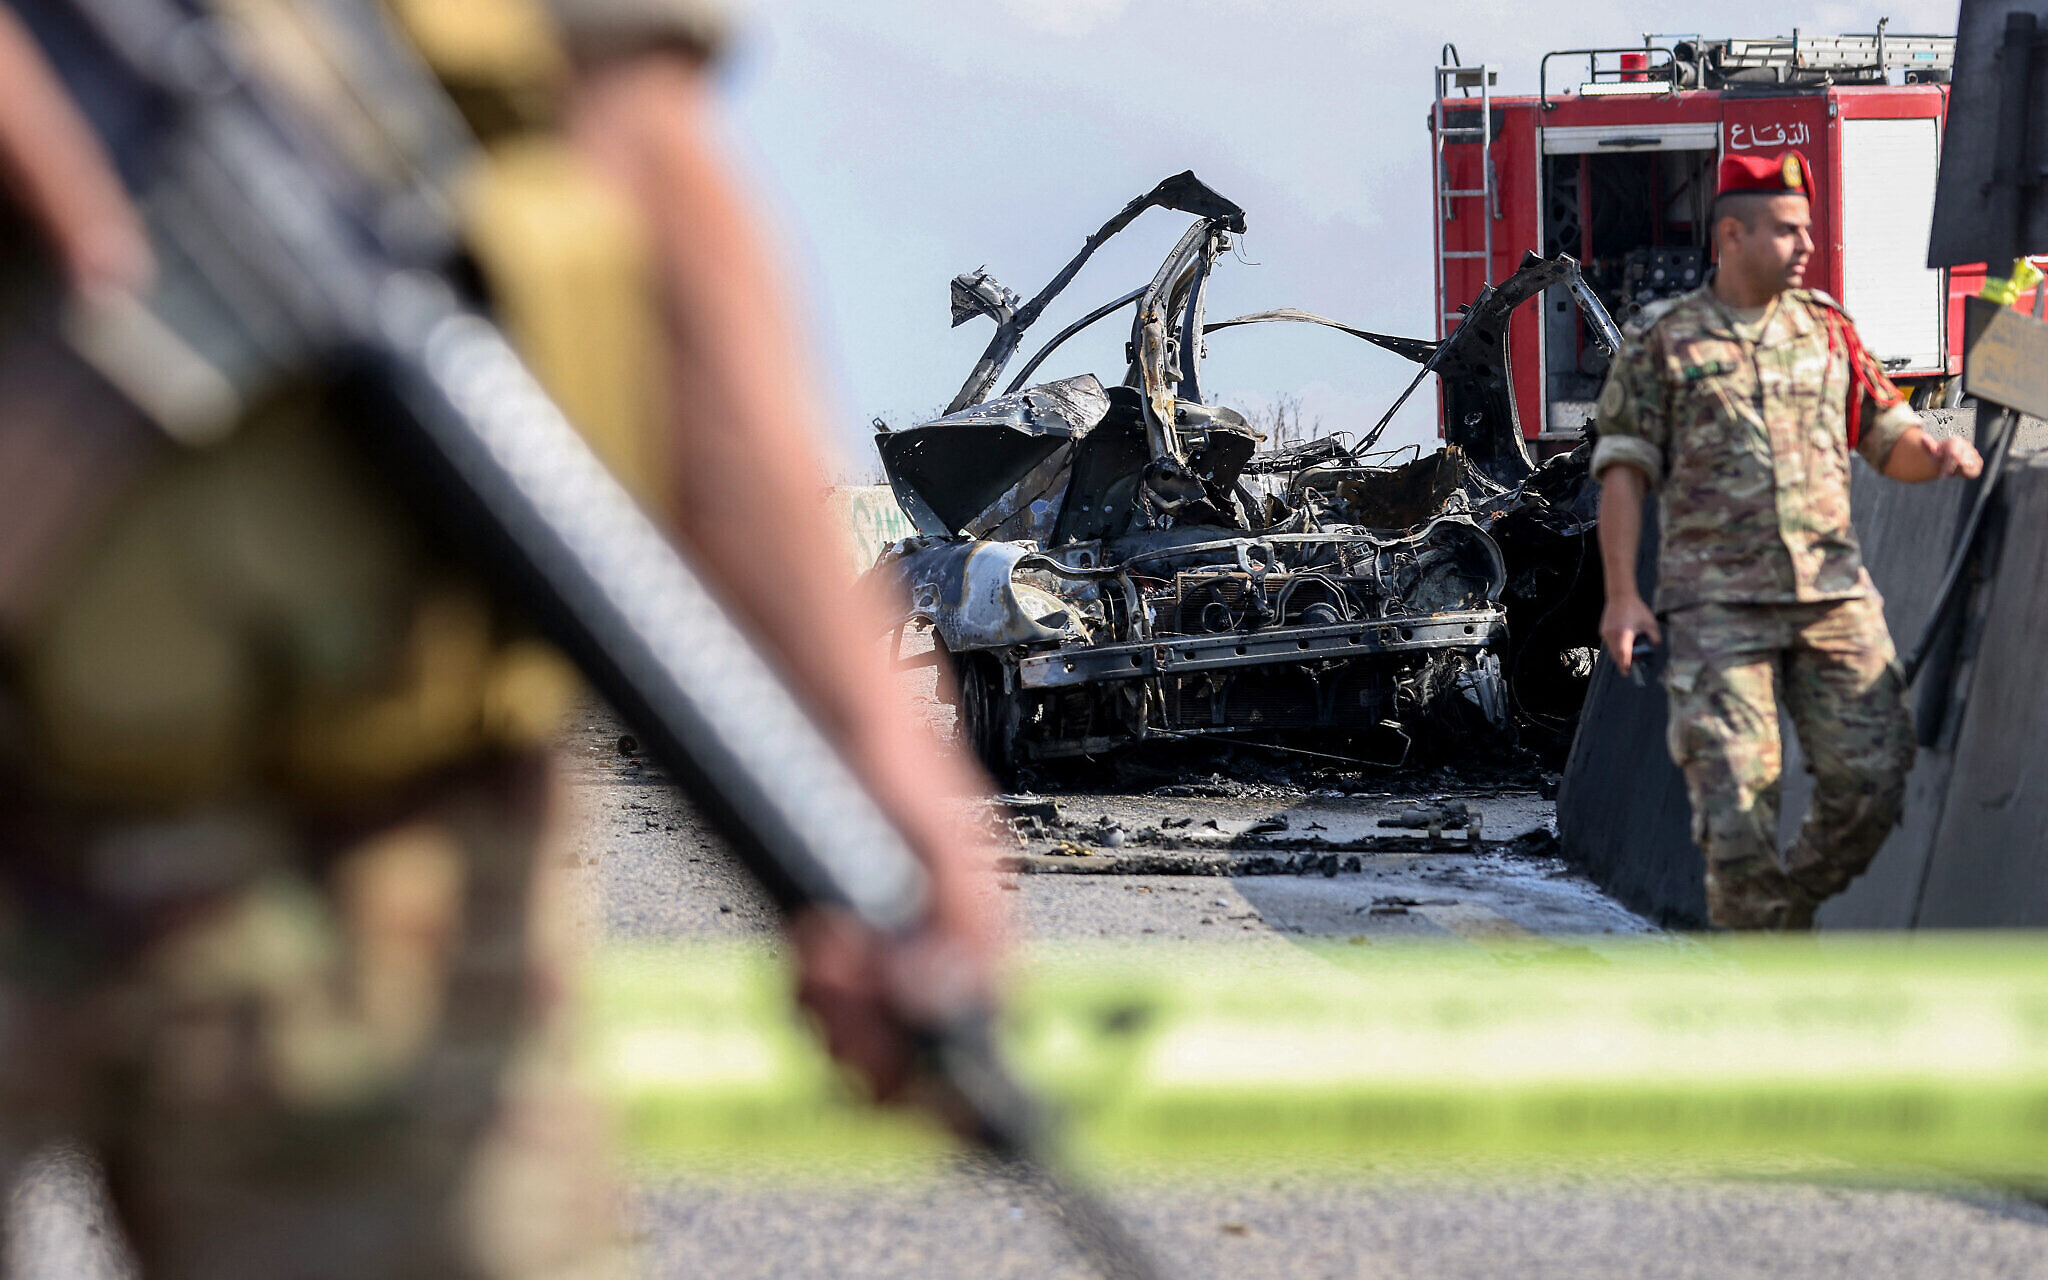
[1981,257,2045,306]
[589,936,2048,1184]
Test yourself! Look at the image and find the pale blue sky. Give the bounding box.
[708,1,1956,478]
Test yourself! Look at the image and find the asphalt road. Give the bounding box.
[553,705,2048,1280]
[10,701,2048,1278]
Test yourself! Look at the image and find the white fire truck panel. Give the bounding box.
[1839,116,1945,372]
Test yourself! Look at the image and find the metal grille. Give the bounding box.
[1169,574,1253,634]
[1165,668,1394,732]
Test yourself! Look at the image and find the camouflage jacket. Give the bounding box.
[1589,286,1922,614]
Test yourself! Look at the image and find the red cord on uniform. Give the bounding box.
[1821,307,1904,451]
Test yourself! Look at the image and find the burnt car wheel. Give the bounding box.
[956,653,1019,783]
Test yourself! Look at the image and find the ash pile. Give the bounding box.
[868,173,1617,784]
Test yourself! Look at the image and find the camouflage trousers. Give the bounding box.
[0,754,622,1280]
[1662,595,1916,930]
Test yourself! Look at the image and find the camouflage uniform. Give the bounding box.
[1591,287,1920,929]
[0,0,724,1274]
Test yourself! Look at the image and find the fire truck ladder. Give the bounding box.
[1714,27,1955,78]
[1434,59,1499,335]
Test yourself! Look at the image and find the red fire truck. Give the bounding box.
[1431,28,1994,453]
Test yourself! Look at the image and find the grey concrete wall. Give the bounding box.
[1913,458,2048,925]
[1559,441,2045,930]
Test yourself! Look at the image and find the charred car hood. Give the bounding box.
[878,374,1112,538]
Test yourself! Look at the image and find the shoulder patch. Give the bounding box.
[1622,293,1690,341]
[1789,288,1857,332]
[1796,288,1845,314]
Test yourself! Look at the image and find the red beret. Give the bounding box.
[1717,150,1815,199]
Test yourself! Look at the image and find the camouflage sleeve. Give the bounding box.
[1817,299,1917,470]
[1855,395,1920,470]
[1589,333,1669,490]
[545,0,734,62]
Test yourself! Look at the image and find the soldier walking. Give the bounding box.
[1593,151,1983,930]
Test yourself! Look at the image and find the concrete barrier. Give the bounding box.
[1912,456,2048,924]
[1559,422,2048,929]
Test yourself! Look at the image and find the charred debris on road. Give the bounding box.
[868,172,1620,782]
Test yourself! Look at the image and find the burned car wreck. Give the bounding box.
[870,172,1619,778]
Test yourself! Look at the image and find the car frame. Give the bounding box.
[870,173,1620,779]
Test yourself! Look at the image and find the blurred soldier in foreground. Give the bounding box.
[1593,151,1982,931]
[0,0,999,1274]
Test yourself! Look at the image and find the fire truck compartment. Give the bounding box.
[1433,29,1969,450]
[1539,141,1718,426]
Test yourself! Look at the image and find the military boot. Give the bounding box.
[1704,858,1806,931]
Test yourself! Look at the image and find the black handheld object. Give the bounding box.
[4,2,1161,1277]
[1627,636,1657,689]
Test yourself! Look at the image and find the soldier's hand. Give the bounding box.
[1928,435,1983,480]
[790,884,999,1115]
[1600,595,1662,678]
[788,786,1001,1113]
